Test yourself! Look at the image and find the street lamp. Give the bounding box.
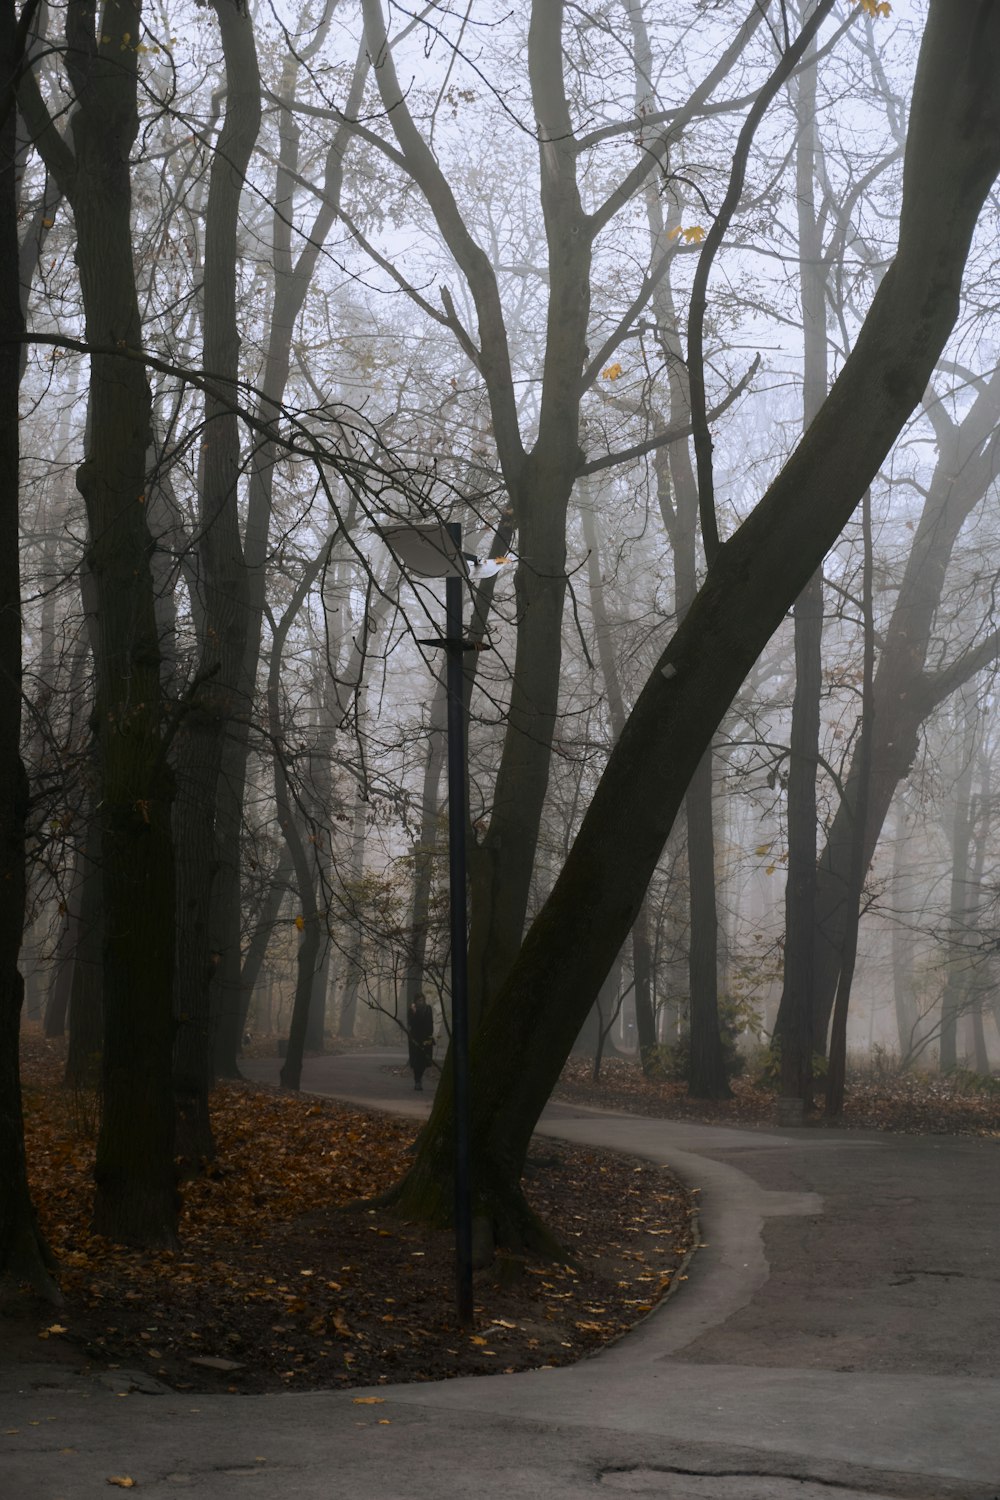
[378,519,475,1328]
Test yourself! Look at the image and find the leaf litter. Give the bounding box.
[8,1037,696,1393]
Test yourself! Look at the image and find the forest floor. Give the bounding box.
[8,1038,998,1401]
[555,1054,1000,1135]
[3,1036,697,1395]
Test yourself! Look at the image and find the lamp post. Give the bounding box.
[378,520,474,1327]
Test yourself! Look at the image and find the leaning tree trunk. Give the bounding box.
[387,1,1000,1242]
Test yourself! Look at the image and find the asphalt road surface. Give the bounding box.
[3,1048,997,1500]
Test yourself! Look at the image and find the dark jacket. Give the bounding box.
[407,1000,434,1071]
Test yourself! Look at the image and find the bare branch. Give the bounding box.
[578,355,760,477]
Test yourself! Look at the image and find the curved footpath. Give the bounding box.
[3,1051,998,1500]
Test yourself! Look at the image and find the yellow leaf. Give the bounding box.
[601,362,623,381]
[106,1479,137,1490]
[764,864,776,876]
[47,1323,68,1334]
[670,225,706,245]
[294,915,305,932]
[469,1334,488,1346]
[352,1396,385,1405]
[854,0,891,16]
[754,844,771,857]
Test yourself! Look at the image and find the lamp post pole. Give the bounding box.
[442,522,474,1328]
[379,516,476,1327]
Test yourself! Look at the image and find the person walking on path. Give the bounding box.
[407,993,434,1090]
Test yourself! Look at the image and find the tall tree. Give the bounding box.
[172,0,262,1161]
[20,0,179,1245]
[357,0,782,1031]
[778,11,827,1103]
[938,687,981,1072]
[0,0,56,1294]
[388,0,1000,1246]
[774,364,1000,1056]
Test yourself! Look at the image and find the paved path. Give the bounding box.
[3,1050,998,1500]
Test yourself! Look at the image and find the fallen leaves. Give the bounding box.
[555,1056,1000,1137]
[17,1035,695,1394]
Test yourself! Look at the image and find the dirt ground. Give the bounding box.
[10,1039,994,1398]
[555,1054,1000,1136]
[2,1038,697,1394]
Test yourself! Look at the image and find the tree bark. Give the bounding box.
[22,0,182,1245]
[0,0,57,1295]
[938,690,979,1072]
[404,677,448,1010]
[777,15,827,1103]
[889,798,919,1064]
[172,0,261,1159]
[237,854,292,1037]
[581,491,657,1062]
[825,489,875,1117]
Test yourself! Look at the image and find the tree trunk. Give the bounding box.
[389,1,1000,1235]
[777,17,827,1103]
[237,855,292,1037]
[581,490,658,1063]
[938,691,979,1072]
[780,366,1000,1054]
[42,0,180,1246]
[45,840,85,1039]
[890,799,919,1064]
[362,0,595,1030]
[779,570,824,1099]
[826,490,876,1117]
[0,0,56,1294]
[637,127,729,1097]
[173,0,261,1159]
[211,30,369,1077]
[685,750,729,1097]
[404,675,447,1008]
[64,814,103,1089]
